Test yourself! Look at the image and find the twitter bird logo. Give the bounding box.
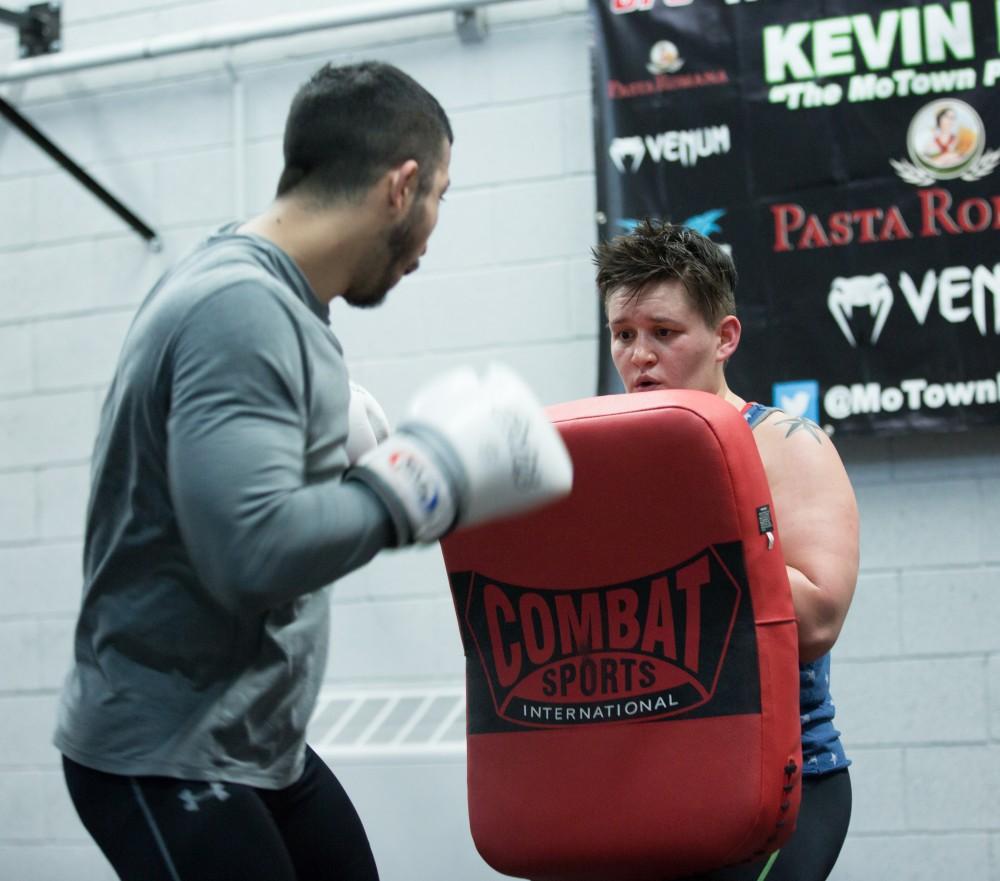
[772,380,820,423]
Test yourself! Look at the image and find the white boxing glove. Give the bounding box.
[346,363,573,545]
[344,381,391,463]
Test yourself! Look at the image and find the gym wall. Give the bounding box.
[0,1,997,879]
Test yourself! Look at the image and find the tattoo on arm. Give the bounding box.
[775,416,824,444]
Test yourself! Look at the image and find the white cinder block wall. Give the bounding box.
[0,2,996,880]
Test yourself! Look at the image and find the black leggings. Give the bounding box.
[687,769,852,881]
[63,746,379,881]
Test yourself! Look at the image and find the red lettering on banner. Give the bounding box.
[919,189,1000,236]
[853,208,882,244]
[609,0,690,13]
[919,188,961,236]
[829,211,854,246]
[958,198,992,232]
[610,0,655,13]
[607,70,730,101]
[772,203,915,252]
[798,215,830,249]
[881,207,912,241]
[772,203,806,253]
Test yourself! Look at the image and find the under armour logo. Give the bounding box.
[179,782,230,812]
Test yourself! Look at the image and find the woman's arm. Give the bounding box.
[753,413,859,662]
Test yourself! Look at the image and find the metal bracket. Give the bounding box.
[454,7,487,44]
[0,2,62,58]
[0,93,160,248]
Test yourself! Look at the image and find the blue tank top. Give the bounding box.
[742,403,850,777]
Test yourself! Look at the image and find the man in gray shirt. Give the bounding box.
[55,60,571,881]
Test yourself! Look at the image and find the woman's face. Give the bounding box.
[607,280,736,396]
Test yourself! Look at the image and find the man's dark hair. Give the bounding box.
[277,61,453,203]
[593,219,737,327]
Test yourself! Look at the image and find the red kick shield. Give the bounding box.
[440,390,802,881]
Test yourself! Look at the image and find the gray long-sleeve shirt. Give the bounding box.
[54,226,393,787]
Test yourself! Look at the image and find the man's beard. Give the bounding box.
[344,198,425,309]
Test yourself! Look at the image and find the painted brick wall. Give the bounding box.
[0,2,997,880]
[829,429,1000,880]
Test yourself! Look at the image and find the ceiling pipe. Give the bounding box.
[0,0,520,84]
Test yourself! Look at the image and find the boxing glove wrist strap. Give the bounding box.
[347,429,460,545]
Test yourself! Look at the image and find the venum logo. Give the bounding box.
[451,543,761,733]
[826,266,1000,347]
[609,125,731,172]
[828,274,894,348]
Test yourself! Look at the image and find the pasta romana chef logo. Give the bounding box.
[647,40,683,75]
[892,99,999,185]
[451,543,761,733]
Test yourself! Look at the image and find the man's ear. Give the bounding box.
[385,159,420,214]
[717,315,741,362]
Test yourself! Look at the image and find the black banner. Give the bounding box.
[591,0,1000,435]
